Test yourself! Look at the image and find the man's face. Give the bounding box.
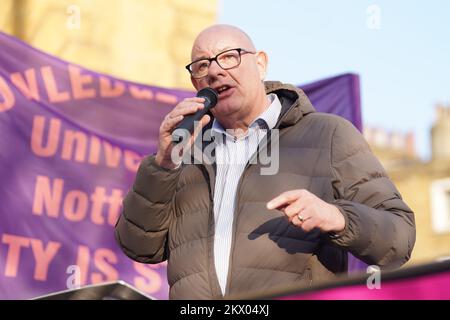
[190,29,267,121]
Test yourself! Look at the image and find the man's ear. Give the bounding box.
[256,51,268,81]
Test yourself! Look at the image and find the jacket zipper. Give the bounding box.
[224,99,297,295]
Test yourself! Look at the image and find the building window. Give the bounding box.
[430,177,450,233]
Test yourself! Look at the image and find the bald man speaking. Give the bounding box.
[115,25,416,299]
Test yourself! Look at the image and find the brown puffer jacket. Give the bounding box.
[115,81,416,299]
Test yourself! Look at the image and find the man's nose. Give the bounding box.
[207,59,224,78]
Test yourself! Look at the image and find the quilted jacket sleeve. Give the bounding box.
[115,155,181,263]
[329,118,416,268]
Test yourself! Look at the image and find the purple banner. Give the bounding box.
[0,31,361,299]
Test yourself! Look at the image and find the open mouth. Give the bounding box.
[215,85,233,97]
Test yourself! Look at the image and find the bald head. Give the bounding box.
[191,24,256,60]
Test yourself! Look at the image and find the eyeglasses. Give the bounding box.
[186,48,256,79]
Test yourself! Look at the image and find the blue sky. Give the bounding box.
[219,0,450,159]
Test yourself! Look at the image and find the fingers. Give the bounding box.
[298,218,315,232]
[185,97,206,103]
[170,102,204,118]
[291,214,304,226]
[189,114,211,145]
[194,114,211,136]
[156,97,207,167]
[200,114,211,127]
[288,204,308,223]
[290,212,315,232]
[161,114,184,133]
[172,97,205,113]
[284,201,306,221]
[160,98,206,135]
[266,189,306,210]
[267,189,320,232]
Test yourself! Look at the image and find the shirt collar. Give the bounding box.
[212,93,282,140]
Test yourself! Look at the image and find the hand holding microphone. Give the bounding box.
[155,87,218,169]
[172,87,218,143]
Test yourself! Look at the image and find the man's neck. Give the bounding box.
[216,94,271,136]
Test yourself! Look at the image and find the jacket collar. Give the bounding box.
[264,81,316,129]
[195,81,316,164]
[200,81,315,133]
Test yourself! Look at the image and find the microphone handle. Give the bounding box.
[172,99,212,142]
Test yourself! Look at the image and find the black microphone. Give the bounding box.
[172,87,218,143]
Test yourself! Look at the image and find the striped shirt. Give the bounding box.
[211,93,282,295]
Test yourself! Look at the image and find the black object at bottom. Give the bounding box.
[32,280,154,300]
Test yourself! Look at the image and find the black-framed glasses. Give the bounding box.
[186,48,256,79]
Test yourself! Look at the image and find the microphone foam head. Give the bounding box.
[196,87,218,108]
